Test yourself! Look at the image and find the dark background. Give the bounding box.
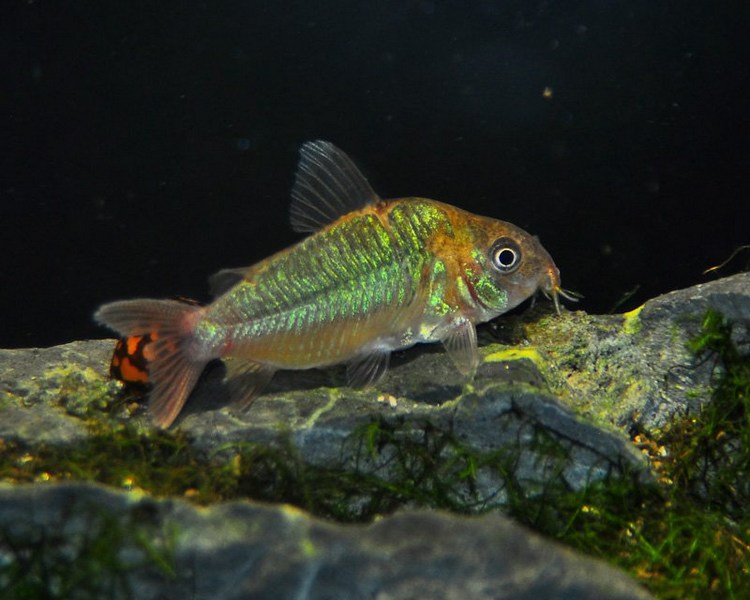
[2,0,748,348]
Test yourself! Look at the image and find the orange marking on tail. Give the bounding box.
[110,335,152,388]
[119,356,150,384]
[126,336,142,355]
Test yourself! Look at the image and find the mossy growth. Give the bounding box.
[673,309,750,519]
[0,415,568,522]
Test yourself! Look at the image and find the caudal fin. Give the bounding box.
[94,299,208,428]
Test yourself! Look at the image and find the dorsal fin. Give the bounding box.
[289,140,380,233]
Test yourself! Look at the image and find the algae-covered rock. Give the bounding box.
[0,340,118,446]
[0,481,653,600]
[0,326,649,506]
[520,272,750,432]
[1,273,748,598]
[2,275,749,500]
[4,275,748,472]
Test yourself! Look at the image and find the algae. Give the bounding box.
[665,309,750,520]
[622,304,644,335]
[523,310,655,428]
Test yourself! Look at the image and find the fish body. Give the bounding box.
[96,141,572,427]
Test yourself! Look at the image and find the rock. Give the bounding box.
[3,275,748,482]
[520,272,750,432]
[1,273,748,598]
[0,337,649,511]
[0,482,654,600]
[0,340,117,446]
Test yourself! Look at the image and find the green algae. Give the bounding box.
[667,309,750,520]
[522,310,656,428]
[55,366,118,417]
[622,304,644,335]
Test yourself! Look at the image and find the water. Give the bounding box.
[2,0,748,347]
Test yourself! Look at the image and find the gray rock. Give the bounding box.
[0,340,116,445]
[0,330,652,507]
[1,273,747,599]
[517,271,750,432]
[0,482,653,600]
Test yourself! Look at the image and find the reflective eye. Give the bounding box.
[489,238,521,273]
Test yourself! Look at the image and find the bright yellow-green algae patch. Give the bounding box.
[622,304,644,335]
[484,346,545,366]
[481,344,572,400]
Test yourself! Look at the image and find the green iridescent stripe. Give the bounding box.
[206,200,456,346]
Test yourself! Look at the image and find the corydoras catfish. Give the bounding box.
[95,141,574,427]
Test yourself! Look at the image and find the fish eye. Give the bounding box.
[489,238,521,273]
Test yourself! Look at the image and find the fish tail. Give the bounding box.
[94,299,209,428]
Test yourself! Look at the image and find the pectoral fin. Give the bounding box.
[441,319,479,376]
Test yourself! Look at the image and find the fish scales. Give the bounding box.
[201,201,451,367]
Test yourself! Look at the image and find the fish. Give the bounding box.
[95,141,574,428]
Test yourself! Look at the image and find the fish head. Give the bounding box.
[462,216,573,316]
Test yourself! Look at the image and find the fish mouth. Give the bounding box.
[542,267,579,315]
